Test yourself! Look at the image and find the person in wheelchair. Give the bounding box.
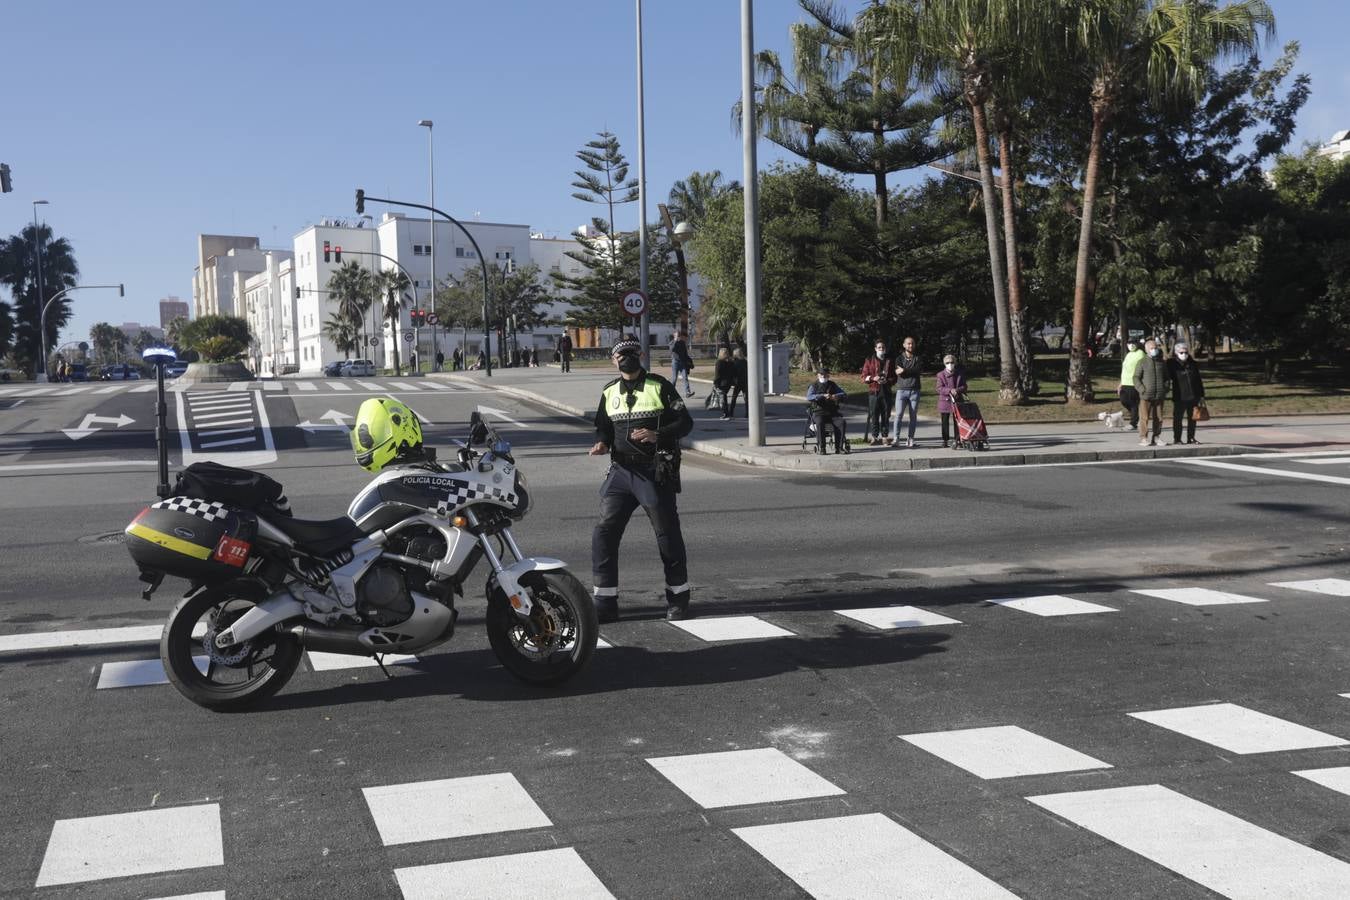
[806,367,849,454]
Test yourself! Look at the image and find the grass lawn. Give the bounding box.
[566,352,1349,421]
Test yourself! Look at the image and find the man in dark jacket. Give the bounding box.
[860,338,896,446]
[1166,341,1206,445]
[1132,338,1169,446]
[806,367,849,454]
[589,336,696,622]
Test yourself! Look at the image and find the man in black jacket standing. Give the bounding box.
[589,337,696,622]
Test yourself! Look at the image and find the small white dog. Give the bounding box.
[1098,410,1127,430]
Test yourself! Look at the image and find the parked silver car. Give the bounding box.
[340,358,375,377]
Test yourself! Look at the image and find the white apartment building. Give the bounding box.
[1317,129,1350,163]
[192,235,265,318]
[242,251,295,376]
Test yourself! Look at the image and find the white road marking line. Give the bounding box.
[306,651,418,671]
[187,417,253,428]
[1300,456,1350,465]
[261,381,282,391]
[1028,784,1350,898]
[96,657,207,689]
[191,408,255,421]
[1129,702,1347,754]
[178,391,276,466]
[355,381,383,390]
[327,382,351,391]
[188,397,255,407]
[668,615,794,642]
[423,381,458,390]
[146,892,226,900]
[19,386,59,395]
[0,460,158,472]
[414,411,435,426]
[1269,579,1350,597]
[1131,588,1268,606]
[835,605,962,629]
[646,747,844,809]
[0,387,21,396]
[199,437,256,449]
[52,386,95,395]
[1179,458,1350,486]
[91,384,124,393]
[901,725,1112,779]
[1293,766,1350,797]
[130,383,158,392]
[385,380,424,390]
[198,426,256,438]
[296,381,317,391]
[990,594,1118,616]
[0,625,162,653]
[395,848,614,900]
[362,773,551,846]
[226,381,251,392]
[35,804,224,887]
[734,813,1016,900]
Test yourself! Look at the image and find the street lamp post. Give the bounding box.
[635,0,651,368]
[357,191,492,376]
[742,0,765,446]
[37,284,125,382]
[31,200,48,379]
[418,119,435,374]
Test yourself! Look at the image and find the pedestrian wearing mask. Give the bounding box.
[1132,338,1169,446]
[935,354,968,449]
[729,347,748,418]
[806,367,848,454]
[891,336,921,448]
[589,337,695,623]
[1118,339,1145,429]
[1167,341,1206,445]
[860,338,896,446]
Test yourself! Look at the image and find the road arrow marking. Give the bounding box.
[299,409,353,434]
[320,409,352,425]
[476,405,528,429]
[63,413,135,441]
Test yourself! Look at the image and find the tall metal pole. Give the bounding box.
[742,0,765,445]
[635,0,650,367]
[32,202,48,381]
[419,120,436,375]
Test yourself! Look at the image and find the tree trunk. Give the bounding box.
[390,312,401,374]
[970,101,1021,404]
[1068,107,1108,405]
[997,125,1034,400]
[873,121,888,231]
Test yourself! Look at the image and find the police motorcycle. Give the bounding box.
[124,354,596,711]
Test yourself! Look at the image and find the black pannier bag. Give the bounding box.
[174,462,290,516]
[125,499,259,580]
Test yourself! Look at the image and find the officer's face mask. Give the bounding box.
[616,354,642,374]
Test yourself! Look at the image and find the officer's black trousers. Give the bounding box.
[592,463,689,600]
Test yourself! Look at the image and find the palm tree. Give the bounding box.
[1064,0,1274,402]
[667,171,730,228]
[321,314,360,359]
[0,224,79,374]
[166,316,188,347]
[906,0,1028,402]
[326,261,376,354]
[379,269,410,374]
[89,322,128,364]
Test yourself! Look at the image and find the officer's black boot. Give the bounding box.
[594,589,619,624]
[665,588,691,621]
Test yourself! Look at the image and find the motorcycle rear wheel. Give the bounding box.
[486,570,597,685]
[161,584,301,712]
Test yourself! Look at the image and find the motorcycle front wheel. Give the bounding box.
[161,584,301,712]
[486,569,597,685]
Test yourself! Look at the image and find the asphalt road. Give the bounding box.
[4,376,1350,898]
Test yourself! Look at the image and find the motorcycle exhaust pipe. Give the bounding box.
[288,623,370,656]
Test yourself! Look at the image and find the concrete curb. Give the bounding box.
[435,374,1258,473]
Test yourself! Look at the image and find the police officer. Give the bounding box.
[589,336,694,623]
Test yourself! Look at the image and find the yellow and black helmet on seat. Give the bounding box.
[351,397,423,472]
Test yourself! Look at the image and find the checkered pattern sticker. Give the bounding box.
[152,497,231,522]
[435,482,517,515]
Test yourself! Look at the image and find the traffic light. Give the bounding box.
[0,164,11,193]
[323,241,331,263]
[355,189,365,214]
[410,309,425,326]
[334,245,342,263]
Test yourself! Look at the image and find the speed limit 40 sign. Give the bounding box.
[619,289,648,318]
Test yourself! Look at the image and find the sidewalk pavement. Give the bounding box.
[432,366,1350,472]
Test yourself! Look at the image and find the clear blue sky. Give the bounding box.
[3,0,1347,348]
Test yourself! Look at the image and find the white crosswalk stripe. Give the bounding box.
[900,725,1112,779]
[1028,784,1350,898]
[395,849,613,900]
[1129,702,1347,754]
[36,804,224,887]
[296,381,317,391]
[1270,578,1350,596]
[836,605,961,629]
[669,614,794,642]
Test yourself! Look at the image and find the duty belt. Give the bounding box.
[611,451,657,467]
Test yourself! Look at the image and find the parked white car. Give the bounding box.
[340,358,375,377]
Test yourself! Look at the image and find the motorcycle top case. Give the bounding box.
[125,497,258,581]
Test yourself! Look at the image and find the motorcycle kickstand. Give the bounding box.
[373,655,393,679]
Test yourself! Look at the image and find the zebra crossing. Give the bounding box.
[0,379,476,398]
[23,692,1350,896]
